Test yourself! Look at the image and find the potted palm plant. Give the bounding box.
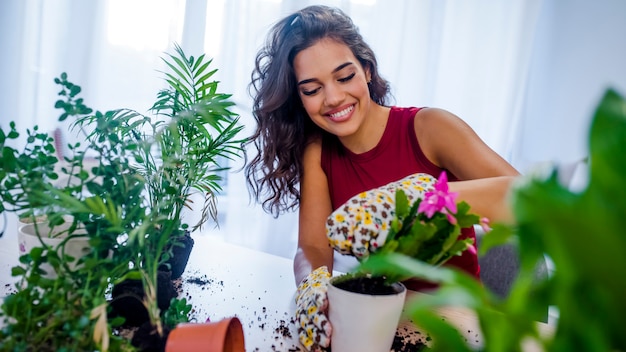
[0,44,246,351]
[69,43,245,280]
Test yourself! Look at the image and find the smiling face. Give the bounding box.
[293,38,373,139]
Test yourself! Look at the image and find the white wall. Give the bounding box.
[513,0,626,172]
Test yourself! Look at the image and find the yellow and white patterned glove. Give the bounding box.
[295,266,332,351]
[326,173,436,258]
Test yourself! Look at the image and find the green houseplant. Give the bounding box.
[359,88,626,351]
[0,44,246,351]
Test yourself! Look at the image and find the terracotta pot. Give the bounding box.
[327,276,406,352]
[165,317,245,352]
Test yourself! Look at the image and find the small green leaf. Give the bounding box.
[395,189,409,217]
[29,246,44,260]
[11,266,26,276]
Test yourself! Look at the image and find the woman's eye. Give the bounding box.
[301,88,320,96]
[338,72,355,82]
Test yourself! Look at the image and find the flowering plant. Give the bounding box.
[300,172,486,351]
[373,171,485,268]
[326,171,487,279]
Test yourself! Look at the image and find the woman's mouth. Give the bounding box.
[327,105,354,122]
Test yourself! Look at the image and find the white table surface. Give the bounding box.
[0,212,552,351]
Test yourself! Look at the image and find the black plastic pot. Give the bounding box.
[109,270,178,327]
[160,231,194,280]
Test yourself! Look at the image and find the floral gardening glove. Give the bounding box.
[295,266,332,351]
[326,173,436,258]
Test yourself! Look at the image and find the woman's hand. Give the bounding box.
[295,266,332,351]
[326,173,436,258]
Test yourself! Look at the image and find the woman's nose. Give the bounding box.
[324,83,344,107]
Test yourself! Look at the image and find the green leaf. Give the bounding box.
[446,238,473,259]
[588,88,626,211]
[395,189,410,217]
[1,147,17,172]
[69,85,81,97]
[7,129,19,140]
[359,252,456,284]
[29,246,44,260]
[116,270,143,283]
[11,266,26,276]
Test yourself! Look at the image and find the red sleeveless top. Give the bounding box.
[321,106,480,282]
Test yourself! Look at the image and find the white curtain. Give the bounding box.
[3,0,624,258]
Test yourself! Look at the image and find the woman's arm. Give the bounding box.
[415,108,521,224]
[294,138,334,285]
[449,176,517,224]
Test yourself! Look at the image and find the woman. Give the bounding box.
[245,5,519,350]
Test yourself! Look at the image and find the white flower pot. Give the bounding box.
[327,276,406,352]
[18,217,90,278]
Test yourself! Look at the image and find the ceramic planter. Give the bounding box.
[17,218,90,278]
[327,276,406,352]
[165,317,245,352]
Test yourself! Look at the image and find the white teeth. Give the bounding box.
[329,105,354,119]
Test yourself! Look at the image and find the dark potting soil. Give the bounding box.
[130,321,171,352]
[333,276,403,295]
[109,270,178,327]
[159,231,194,280]
[4,283,16,295]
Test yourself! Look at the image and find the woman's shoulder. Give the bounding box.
[303,135,323,161]
[414,107,470,131]
[413,107,480,167]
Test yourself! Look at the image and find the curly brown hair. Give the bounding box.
[245,5,391,217]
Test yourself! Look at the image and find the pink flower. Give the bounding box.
[417,171,459,224]
[479,217,491,233]
[466,243,477,256]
